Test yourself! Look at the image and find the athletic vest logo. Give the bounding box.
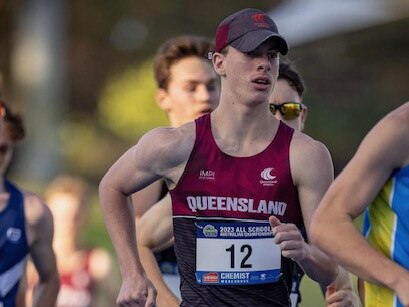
[199,169,216,181]
[7,227,22,243]
[260,168,277,186]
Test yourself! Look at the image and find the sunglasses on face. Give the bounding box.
[269,102,305,120]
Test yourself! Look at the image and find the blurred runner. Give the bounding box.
[312,101,409,306]
[27,175,116,307]
[0,99,59,307]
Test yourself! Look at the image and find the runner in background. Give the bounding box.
[0,99,59,307]
[27,175,117,307]
[311,101,409,306]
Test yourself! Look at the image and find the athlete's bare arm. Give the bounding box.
[137,194,174,254]
[137,194,179,307]
[270,132,338,286]
[99,123,195,306]
[24,193,59,307]
[311,102,409,305]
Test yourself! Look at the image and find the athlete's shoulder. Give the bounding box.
[23,191,53,227]
[291,130,331,159]
[390,101,409,119]
[139,122,196,150]
[290,130,333,184]
[365,102,409,143]
[382,101,409,131]
[373,102,409,167]
[135,121,197,173]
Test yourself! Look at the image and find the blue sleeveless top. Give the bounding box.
[0,180,28,307]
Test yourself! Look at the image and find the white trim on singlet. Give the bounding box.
[0,257,26,297]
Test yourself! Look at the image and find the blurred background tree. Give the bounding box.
[1,0,280,183]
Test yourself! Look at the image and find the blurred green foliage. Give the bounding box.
[299,272,361,306]
[98,59,168,141]
[80,190,114,252]
[300,276,325,306]
[53,115,130,183]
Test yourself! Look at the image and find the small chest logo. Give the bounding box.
[199,169,216,181]
[7,227,22,243]
[260,168,278,186]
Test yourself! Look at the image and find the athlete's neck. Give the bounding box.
[210,110,280,157]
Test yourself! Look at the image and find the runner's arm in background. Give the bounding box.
[132,180,164,221]
[324,267,360,307]
[25,193,60,307]
[137,194,180,307]
[311,102,409,305]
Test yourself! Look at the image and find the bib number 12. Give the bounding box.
[225,244,253,269]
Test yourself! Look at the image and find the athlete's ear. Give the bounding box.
[212,51,226,76]
[155,88,171,112]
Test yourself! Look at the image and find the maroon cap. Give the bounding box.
[214,8,288,55]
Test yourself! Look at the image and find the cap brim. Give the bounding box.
[230,30,289,55]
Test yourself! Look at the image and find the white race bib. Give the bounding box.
[195,221,281,285]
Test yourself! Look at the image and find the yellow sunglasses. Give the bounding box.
[269,102,305,120]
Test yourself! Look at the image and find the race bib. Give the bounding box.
[195,221,281,285]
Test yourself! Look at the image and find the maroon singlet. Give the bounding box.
[169,113,303,307]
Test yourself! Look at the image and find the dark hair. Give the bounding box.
[0,99,26,141]
[278,60,306,98]
[153,35,214,89]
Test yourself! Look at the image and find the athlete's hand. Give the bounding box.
[395,274,409,307]
[117,274,157,307]
[269,216,306,262]
[325,287,359,307]
[156,291,180,307]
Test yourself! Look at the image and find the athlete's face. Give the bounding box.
[156,56,219,127]
[47,192,85,234]
[269,79,307,132]
[214,40,279,106]
[0,120,14,175]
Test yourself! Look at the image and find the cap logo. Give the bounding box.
[252,14,270,28]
